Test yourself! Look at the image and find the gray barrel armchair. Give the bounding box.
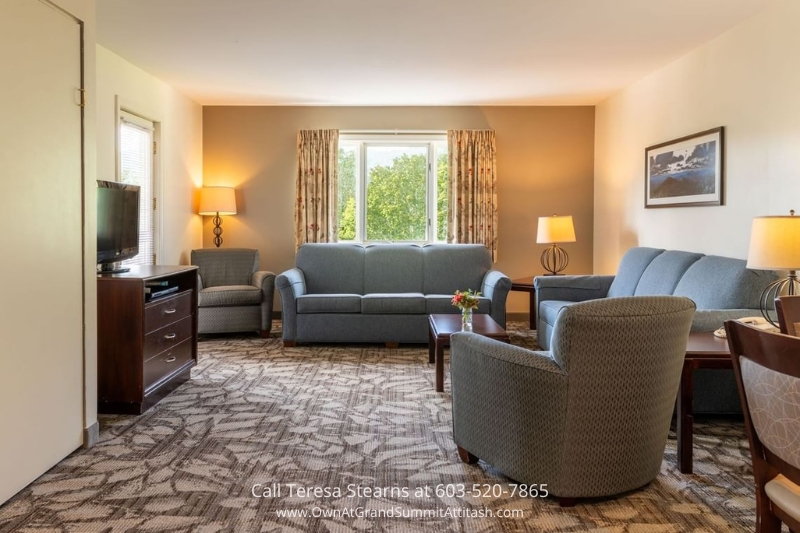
[450,296,695,506]
[191,248,275,337]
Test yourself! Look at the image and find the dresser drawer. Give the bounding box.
[145,291,192,333]
[144,315,193,360]
[144,339,193,392]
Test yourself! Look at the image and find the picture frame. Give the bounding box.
[644,127,724,208]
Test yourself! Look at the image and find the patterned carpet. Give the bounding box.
[0,322,759,532]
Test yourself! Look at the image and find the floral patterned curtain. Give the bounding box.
[446,130,498,261]
[295,129,339,249]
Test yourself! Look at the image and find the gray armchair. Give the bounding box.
[191,248,275,337]
[450,296,695,505]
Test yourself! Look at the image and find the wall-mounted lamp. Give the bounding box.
[536,214,576,275]
[198,187,237,248]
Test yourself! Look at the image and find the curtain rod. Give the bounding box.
[339,129,447,135]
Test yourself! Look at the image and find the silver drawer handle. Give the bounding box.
[164,309,177,314]
[164,333,177,340]
[164,356,177,363]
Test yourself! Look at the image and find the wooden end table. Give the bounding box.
[678,331,731,474]
[428,314,510,393]
[510,276,536,329]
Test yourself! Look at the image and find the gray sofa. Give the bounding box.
[276,243,511,345]
[535,246,777,413]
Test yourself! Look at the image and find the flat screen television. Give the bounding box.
[97,180,140,273]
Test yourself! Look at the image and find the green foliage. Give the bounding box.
[366,153,427,241]
[338,148,356,239]
[337,146,449,242]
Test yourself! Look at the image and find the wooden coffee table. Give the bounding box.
[678,331,731,474]
[428,314,510,392]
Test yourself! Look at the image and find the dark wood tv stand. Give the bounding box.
[97,265,198,414]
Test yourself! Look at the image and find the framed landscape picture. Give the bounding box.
[645,127,724,208]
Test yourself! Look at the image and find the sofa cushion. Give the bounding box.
[364,244,424,294]
[539,299,572,327]
[192,248,258,287]
[673,255,777,309]
[607,247,664,297]
[361,293,426,314]
[422,244,491,295]
[297,294,361,314]
[424,294,491,315]
[296,244,365,294]
[198,285,261,307]
[634,251,703,296]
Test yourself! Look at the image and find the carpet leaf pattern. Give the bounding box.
[0,323,757,532]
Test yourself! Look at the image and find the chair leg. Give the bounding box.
[283,340,297,347]
[756,491,781,533]
[457,446,478,464]
[259,330,270,338]
[558,497,579,507]
[385,342,399,349]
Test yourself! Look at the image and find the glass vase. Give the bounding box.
[461,307,473,329]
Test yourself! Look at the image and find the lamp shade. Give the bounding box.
[536,215,576,244]
[747,213,800,270]
[198,187,237,216]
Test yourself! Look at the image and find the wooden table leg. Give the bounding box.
[428,327,435,364]
[435,340,445,392]
[529,291,536,330]
[677,359,694,474]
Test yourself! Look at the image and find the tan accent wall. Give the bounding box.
[202,106,595,315]
[594,0,800,274]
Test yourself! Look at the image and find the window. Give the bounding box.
[118,110,157,266]
[338,134,448,243]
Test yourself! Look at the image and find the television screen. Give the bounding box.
[97,180,140,267]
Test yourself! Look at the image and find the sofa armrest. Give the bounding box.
[534,275,615,304]
[252,271,276,334]
[481,270,512,328]
[275,268,307,342]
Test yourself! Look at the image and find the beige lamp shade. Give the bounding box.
[537,215,576,244]
[747,213,800,270]
[199,187,237,216]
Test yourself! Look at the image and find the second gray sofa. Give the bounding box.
[276,243,511,345]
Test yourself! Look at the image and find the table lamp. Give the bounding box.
[746,209,800,326]
[536,214,576,275]
[199,187,237,248]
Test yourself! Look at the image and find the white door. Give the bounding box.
[0,0,84,503]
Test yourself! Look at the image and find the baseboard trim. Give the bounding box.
[83,421,99,449]
[507,312,531,323]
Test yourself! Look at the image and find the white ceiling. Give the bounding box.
[97,0,769,106]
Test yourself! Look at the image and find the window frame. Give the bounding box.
[116,102,161,266]
[339,133,447,244]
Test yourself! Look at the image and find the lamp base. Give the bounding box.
[540,243,569,276]
[212,213,223,248]
[759,271,799,327]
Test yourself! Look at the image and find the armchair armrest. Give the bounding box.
[252,270,276,335]
[449,332,567,484]
[275,268,307,342]
[197,273,204,291]
[481,270,512,328]
[534,275,615,304]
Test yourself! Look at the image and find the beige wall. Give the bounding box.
[96,45,204,266]
[594,0,800,274]
[203,106,595,316]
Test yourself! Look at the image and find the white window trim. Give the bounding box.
[114,96,162,264]
[339,132,447,244]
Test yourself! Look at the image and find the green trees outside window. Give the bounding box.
[338,141,447,242]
